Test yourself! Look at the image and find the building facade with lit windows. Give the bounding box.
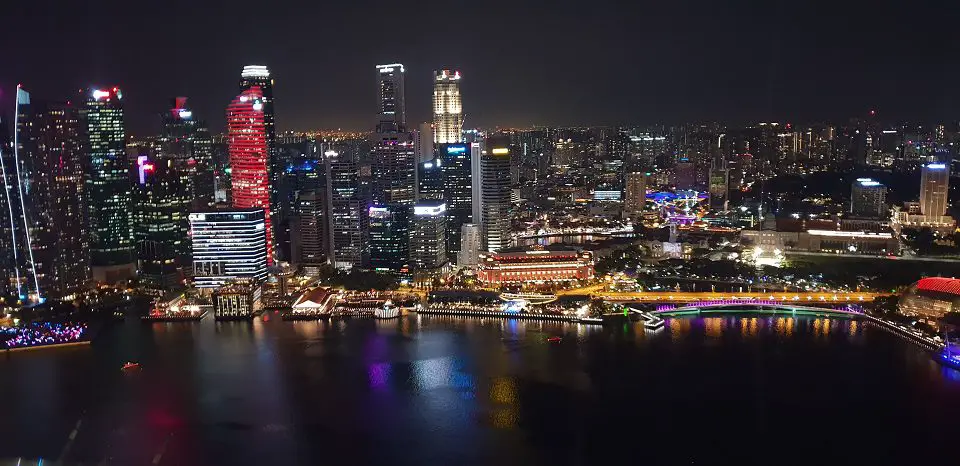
[476,251,594,285]
[325,149,369,270]
[238,65,279,219]
[6,88,88,302]
[432,70,463,144]
[850,178,887,217]
[481,136,512,252]
[369,204,410,272]
[81,87,136,283]
[439,143,473,256]
[920,162,949,217]
[227,86,274,264]
[189,209,268,288]
[409,202,447,270]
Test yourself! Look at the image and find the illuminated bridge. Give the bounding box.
[595,291,884,305]
[651,299,864,318]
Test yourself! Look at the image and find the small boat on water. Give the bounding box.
[546,336,562,343]
[121,362,141,372]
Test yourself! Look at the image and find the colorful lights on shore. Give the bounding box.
[1,322,88,349]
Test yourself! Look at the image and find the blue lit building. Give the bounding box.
[369,204,410,273]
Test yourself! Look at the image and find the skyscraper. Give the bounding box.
[133,152,184,290]
[457,223,481,268]
[371,132,416,205]
[850,178,887,217]
[376,63,405,133]
[5,88,87,302]
[623,172,648,219]
[189,209,267,288]
[369,205,410,272]
[81,87,136,283]
[227,86,274,264]
[239,65,280,250]
[440,143,472,256]
[325,149,369,270]
[160,98,215,209]
[920,163,949,217]
[290,190,328,273]
[417,156,445,200]
[410,202,447,270]
[481,136,512,252]
[433,70,463,144]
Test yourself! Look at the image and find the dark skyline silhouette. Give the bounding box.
[2,0,958,135]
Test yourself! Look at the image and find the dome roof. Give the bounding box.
[914,277,960,296]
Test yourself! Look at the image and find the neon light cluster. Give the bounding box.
[1,322,87,349]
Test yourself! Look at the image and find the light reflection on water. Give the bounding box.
[0,313,956,465]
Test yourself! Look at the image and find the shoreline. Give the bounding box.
[4,340,92,353]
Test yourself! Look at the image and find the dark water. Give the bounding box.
[1,314,959,465]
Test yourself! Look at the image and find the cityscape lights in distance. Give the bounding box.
[927,163,947,170]
[856,177,881,187]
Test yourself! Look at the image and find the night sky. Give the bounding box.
[3,0,958,135]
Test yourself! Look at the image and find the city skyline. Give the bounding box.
[3,1,959,135]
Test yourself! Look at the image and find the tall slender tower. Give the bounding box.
[81,87,136,284]
[227,86,274,265]
[920,162,949,218]
[238,65,280,252]
[481,136,512,252]
[12,91,87,300]
[433,70,463,144]
[376,63,405,133]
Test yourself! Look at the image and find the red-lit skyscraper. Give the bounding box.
[226,86,273,264]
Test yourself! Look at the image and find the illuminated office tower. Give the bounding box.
[376,63,405,133]
[238,65,280,240]
[132,98,206,290]
[409,202,447,270]
[417,156,444,200]
[471,141,483,223]
[920,162,949,217]
[371,132,416,205]
[227,86,274,264]
[81,87,136,283]
[159,98,215,209]
[416,122,434,163]
[439,143,472,255]
[850,178,887,217]
[372,64,415,206]
[480,136,512,252]
[132,152,183,290]
[325,149,369,270]
[290,190,328,273]
[457,223,481,267]
[5,88,87,301]
[189,209,267,288]
[433,70,463,144]
[623,172,648,219]
[369,204,410,272]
